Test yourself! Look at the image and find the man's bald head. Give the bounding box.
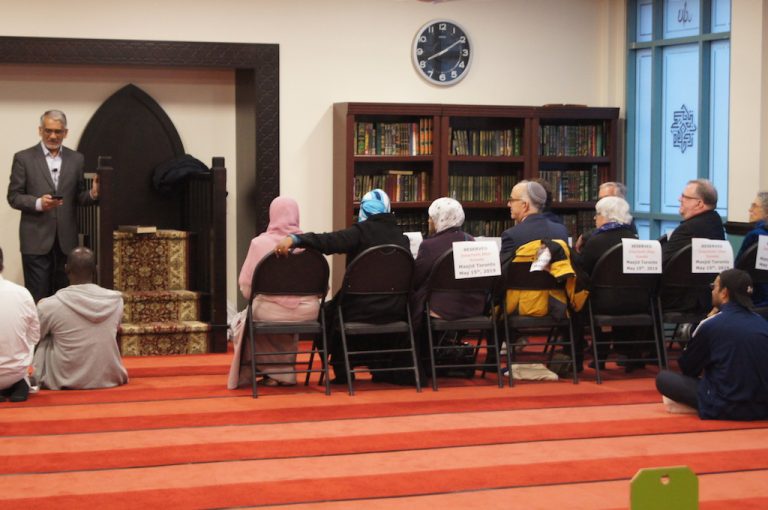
[66,247,96,284]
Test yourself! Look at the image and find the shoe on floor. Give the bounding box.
[9,379,29,402]
[588,360,606,370]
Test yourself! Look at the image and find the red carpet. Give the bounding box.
[0,353,766,509]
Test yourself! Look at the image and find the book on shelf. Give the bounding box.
[353,171,430,203]
[539,165,608,202]
[117,225,157,234]
[354,118,433,156]
[448,174,519,203]
[449,127,522,157]
[539,123,607,157]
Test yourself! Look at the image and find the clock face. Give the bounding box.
[413,20,472,86]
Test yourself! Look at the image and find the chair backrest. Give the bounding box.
[736,243,768,285]
[588,243,658,314]
[660,244,717,289]
[426,248,498,295]
[589,243,660,290]
[339,244,414,297]
[249,249,329,302]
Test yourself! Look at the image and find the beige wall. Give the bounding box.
[1,0,762,303]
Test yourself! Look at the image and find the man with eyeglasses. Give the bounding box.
[657,179,725,313]
[7,110,99,302]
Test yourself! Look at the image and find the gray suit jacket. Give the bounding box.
[7,144,95,255]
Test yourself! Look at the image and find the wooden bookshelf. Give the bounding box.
[334,102,620,263]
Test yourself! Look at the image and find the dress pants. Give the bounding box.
[22,236,68,303]
[655,369,700,409]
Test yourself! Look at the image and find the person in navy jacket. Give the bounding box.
[656,269,768,420]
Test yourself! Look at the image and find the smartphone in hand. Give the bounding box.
[51,195,64,200]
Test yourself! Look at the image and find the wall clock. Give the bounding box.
[412,20,472,86]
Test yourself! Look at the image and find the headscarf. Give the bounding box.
[358,188,391,222]
[428,197,465,234]
[238,196,302,299]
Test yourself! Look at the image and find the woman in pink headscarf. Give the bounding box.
[227,197,321,388]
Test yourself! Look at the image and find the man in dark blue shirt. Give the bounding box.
[656,269,768,420]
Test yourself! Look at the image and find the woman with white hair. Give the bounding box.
[575,195,635,274]
[736,191,768,306]
[410,197,486,325]
[574,196,644,372]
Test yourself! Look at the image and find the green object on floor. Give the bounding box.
[631,466,698,510]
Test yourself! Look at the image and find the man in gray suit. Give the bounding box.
[7,110,99,302]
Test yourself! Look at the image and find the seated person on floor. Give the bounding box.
[660,178,725,312]
[0,246,40,402]
[228,196,321,388]
[573,196,648,372]
[409,197,487,373]
[275,189,410,384]
[32,247,128,390]
[656,269,768,420]
[735,191,768,306]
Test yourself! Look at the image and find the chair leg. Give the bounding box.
[305,341,316,387]
[406,309,422,393]
[338,310,355,396]
[248,317,259,398]
[503,313,514,387]
[588,304,603,385]
[426,319,439,391]
[567,319,579,384]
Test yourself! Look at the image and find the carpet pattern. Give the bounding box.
[0,354,766,509]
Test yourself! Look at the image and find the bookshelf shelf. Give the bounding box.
[334,102,619,247]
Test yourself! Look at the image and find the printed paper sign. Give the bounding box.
[621,239,662,273]
[403,232,423,258]
[756,235,768,270]
[691,238,733,273]
[452,241,501,279]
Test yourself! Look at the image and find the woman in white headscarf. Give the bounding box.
[410,197,486,332]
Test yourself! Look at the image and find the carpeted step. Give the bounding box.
[113,230,190,292]
[119,321,210,356]
[122,290,202,322]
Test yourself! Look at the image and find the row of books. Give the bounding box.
[353,171,430,203]
[463,219,513,238]
[539,124,607,157]
[449,127,523,156]
[447,174,519,203]
[394,212,429,236]
[561,210,596,240]
[539,166,609,202]
[354,118,434,156]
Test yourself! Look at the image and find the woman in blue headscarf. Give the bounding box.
[275,189,410,383]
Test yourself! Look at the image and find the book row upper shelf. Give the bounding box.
[353,171,430,203]
[538,123,608,158]
[449,127,523,157]
[539,165,610,203]
[354,119,434,156]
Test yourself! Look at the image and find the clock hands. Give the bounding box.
[427,39,463,61]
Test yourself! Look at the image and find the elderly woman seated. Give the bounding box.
[735,191,768,306]
[410,197,487,373]
[574,195,647,371]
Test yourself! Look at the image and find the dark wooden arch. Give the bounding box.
[78,83,188,228]
[0,36,280,351]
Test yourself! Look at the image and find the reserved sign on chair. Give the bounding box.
[622,239,662,273]
[452,241,501,279]
[757,235,768,270]
[691,238,733,273]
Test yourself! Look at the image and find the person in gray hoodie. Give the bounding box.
[33,247,128,390]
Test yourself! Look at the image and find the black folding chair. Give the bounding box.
[586,243,663,384]
[423,249,502,391]
[246,249,330,398]
[657,244,718,368]
[336,244,421,396]
[735,243,768,319]
[501,259,579,386]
